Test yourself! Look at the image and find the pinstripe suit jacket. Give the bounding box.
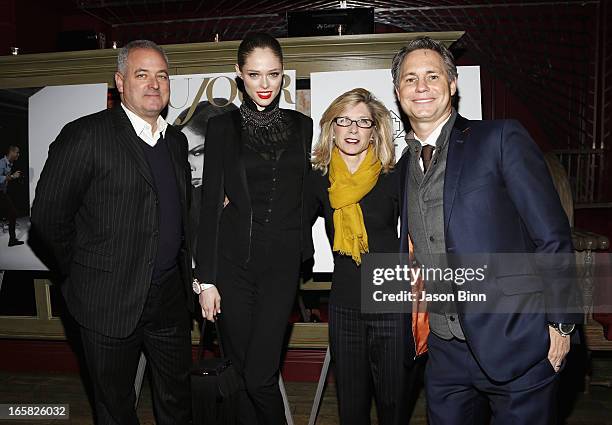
[30,106,194,338]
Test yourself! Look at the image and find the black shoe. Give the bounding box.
[8,239,24,247]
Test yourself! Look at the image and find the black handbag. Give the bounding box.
[191,320,241,425]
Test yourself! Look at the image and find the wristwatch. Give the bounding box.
[192,278,214,295]
[548,322,576,336]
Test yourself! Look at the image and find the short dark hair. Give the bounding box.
[237,33,283,70]
[391,36,458,89]
[7,145,19,154]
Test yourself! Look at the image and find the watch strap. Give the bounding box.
[549,322,575,336]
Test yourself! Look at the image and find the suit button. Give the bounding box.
[449,316,456,322]
[148,260,154,265]
[153,231,159,237]
[429,236,435,242]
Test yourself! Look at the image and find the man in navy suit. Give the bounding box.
[393,37,581,424]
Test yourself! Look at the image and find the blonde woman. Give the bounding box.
[309,88,413,425]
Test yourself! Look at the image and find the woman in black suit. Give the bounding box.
[309,88,413,425]
[193,33,313,425]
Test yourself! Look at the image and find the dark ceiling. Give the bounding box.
[65,0,598,46]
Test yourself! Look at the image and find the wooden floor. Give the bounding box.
[0,354,611,425]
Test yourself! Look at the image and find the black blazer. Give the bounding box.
[30,106,193,338]
[194,108,314,284]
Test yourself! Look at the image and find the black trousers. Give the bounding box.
[216,233,301,425]
[329,304,412,425]
[426,333,559,425]
[0,191,17,240]
[79,268,192,425]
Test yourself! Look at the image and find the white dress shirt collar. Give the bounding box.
[413,112,453,148]
[121,103,168,147]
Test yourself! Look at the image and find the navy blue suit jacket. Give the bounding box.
[398,114,581,382]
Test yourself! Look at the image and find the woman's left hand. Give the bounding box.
[199,286,221,322]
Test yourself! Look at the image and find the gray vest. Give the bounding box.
[406,111,465,340]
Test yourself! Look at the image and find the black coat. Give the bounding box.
[194,108,314,283]
[30,106,193,338]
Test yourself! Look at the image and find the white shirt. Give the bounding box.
[413,112,452,172]
[121,103,167,146]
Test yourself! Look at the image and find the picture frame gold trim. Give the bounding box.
[0,32,464,88]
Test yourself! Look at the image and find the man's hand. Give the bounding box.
[548,326,570,372]
[11,171,22,179]
[198,286,221,322]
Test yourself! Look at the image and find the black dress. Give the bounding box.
[195,93,313,425]
[308,167,414,425]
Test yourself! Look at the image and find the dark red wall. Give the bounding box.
[0,0,17,54]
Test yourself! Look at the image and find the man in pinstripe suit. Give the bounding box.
[30,40,193,425]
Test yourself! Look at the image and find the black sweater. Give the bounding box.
[142,137,182,281]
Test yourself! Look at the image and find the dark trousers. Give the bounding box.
[79,268,192,425]
[329,304,411,425]
[216,233,301,425]
[426,333,559,425]
[0,191,17,240]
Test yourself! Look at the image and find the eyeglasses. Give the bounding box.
[333,116,375,129]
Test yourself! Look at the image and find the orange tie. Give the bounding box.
[409,235,429,357]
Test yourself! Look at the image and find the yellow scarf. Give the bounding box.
[328,146,382,265]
